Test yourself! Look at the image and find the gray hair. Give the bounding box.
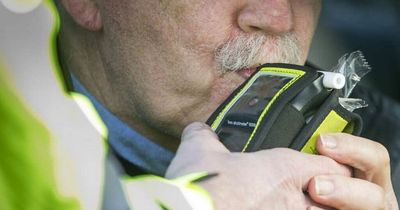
[215,33,301,74]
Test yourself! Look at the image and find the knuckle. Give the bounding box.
[376,143,390,166]
[363,142,391,174]
[367,143,391,173]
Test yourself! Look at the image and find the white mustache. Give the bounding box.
[215,33,301,74]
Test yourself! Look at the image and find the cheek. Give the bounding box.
[292,1,321,61]
[100,1,244,124]
[173,1,235,52]
[154,2,238,94]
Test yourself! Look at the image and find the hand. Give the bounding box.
[166,122,351,210]
[307,133,399,210]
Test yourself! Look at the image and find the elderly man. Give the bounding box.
[55,0,398,209]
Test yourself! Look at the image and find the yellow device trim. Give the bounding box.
[300,110,348,154]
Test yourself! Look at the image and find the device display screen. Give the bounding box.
[214,73,293,152]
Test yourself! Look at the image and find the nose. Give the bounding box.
[238,0,293,35]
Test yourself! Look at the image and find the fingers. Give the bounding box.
[180,122,229,154]
[261,148,351,190]
[314,134,398,210]
[305,152,352,178]
[317,133,391,188]
[308,175,385,210]
[298,150,352,188]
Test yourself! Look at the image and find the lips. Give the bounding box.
[236,67,257,79]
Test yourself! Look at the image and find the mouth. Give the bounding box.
[236,67,257,79]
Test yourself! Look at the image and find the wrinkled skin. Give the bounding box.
[58,0,320,150]
[58,0,398,209]
[166,123,398,210]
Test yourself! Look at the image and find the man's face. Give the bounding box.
[96,0,321,141]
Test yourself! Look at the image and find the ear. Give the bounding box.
[60,0,102,31]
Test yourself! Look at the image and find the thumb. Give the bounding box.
[179,122,229,154]
[166,122,227,178]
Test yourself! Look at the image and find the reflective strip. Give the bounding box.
[0,1,107,209]
[301,110,348,154]
[0,57,81,210]
[122,173,214,210]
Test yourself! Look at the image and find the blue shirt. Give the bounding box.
[71,75,174,176]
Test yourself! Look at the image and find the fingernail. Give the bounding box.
[307,207,320,210]
[320,134,337,149]
[315,177,334,195]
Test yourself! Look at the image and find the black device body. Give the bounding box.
[206,63,362,153]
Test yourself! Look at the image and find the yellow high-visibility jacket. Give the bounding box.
[0,1,213,209]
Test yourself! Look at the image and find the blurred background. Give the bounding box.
[309,0,400,102]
